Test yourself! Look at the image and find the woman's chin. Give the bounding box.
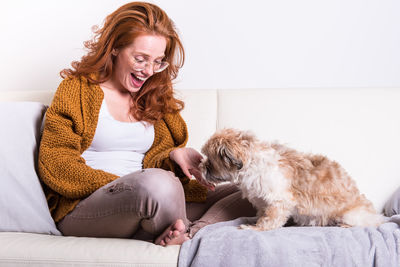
[123,82,142,94]
[127,87,141,94]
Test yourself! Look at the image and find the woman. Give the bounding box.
[38,1,255,246]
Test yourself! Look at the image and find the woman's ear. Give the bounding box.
[111,49,118,56]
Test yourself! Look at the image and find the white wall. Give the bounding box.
[1,0,399,92]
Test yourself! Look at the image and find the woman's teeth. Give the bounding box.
[133,73,146,81]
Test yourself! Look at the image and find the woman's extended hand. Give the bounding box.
[169,148,214,190]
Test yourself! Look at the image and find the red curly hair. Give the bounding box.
[61,2,185,123]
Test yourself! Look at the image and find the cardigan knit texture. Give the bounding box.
[38,75,207,222]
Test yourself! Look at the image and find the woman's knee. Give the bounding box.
[121,168,184,202]
[122,169,187,234]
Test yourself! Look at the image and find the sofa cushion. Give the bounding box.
[0,102,60,235]
[177,89,218,151]
[384,187,400,217]
[0,232,179,266]
[216,88,400,212]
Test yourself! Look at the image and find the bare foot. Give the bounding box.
[154,219,190,246]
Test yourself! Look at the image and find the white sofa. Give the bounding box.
[1,88,400,266]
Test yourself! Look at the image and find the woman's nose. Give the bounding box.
[142,63,154,76]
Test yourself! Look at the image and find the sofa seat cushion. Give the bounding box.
[0,232,180,266]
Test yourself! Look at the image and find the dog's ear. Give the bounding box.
[219,147,243,170]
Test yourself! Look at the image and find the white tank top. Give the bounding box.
[82,99,155,177]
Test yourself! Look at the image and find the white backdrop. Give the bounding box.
[1,0,400,92]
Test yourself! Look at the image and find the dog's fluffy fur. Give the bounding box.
[200,128,384,231]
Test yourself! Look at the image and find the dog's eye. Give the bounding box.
[205,162,212,172]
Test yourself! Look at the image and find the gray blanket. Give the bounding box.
[179,216,400,267]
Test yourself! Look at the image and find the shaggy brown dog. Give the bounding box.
[200,128,384,231]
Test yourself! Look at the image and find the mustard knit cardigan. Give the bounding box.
[38,75,207,222]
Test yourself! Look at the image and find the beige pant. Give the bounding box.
[57,168,256,240]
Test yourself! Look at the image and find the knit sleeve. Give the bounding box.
[38,77,118,199]
[143,112,207,202]
[142,112,187,171]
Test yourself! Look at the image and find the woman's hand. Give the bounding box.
[169,148,214,190]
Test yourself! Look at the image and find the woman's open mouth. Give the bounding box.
[131,73,146,88]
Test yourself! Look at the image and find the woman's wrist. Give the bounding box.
[169,148,178,161]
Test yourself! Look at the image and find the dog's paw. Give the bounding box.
[239,224,250,229]
[239,224,263,231]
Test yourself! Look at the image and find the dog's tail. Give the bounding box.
[341,206,385,227]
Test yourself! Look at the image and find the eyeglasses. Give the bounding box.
[132,56,169,73]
